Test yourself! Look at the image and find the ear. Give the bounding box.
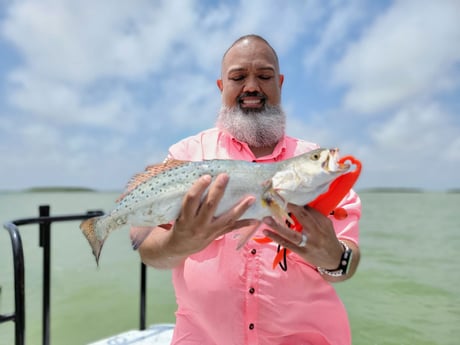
[216,79,223,92]
[279,74,284,88]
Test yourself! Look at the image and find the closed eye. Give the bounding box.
[230,75,245,81]
[259,75,272,80]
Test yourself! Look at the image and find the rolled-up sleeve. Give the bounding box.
[331,189,361,245]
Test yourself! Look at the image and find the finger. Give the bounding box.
[287,203,314,222]
[262,217,306,247]
[215,195,256,228]
[301,204,324,217]
[287,204,325,231]
[196,173,230,222]
[234,220,261,249]
[232,218,259,231]
[210,198,256,241]
[262,216,305,239]
[286,203,304,213]
[180,174,213,219]
[262,228,304,253]
[290,204,327,221]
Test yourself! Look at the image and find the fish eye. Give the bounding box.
[311,153,320,161]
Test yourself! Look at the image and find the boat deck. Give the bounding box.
[89,324,174,345]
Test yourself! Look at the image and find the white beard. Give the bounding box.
[216,105,286,148]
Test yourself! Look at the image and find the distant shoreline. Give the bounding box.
[360,187,460,193]
[0,187,459,194]
[24,187,97,193]
[359,187,424,193]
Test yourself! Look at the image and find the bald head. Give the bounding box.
[222,35,280,74]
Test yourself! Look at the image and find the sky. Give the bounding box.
[0,0,459,191]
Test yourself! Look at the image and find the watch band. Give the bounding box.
[317,240,352,277]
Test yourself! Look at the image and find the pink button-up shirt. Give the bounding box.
[167,128,361,345]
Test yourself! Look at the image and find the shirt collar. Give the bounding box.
[227,132,287,162]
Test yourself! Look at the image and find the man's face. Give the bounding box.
[217,39,284,111]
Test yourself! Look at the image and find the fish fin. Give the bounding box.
[262,188,294,225]
[116,159,190,202]
[80,216,106,266]
[235,220,261,250]
[130,226,156,250]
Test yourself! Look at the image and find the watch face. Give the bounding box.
[317,241,353,277]
[344,249,353,274]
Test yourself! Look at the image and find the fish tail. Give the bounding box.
[80,216,106,265]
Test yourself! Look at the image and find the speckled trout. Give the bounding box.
[80,148,350,264]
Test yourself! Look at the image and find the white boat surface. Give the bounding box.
[88,323,174,345]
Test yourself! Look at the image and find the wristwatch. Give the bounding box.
[317,240,353,277]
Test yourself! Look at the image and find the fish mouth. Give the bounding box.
[323,148,350,172]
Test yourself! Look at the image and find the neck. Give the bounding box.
[250,144,276,158]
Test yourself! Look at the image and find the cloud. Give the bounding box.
[333,0,460,114]
[6,71,143,133]
[2,0,198,83]
[0,0,203,143]
[370,103,454,153]
[303,0,367,72]
[0,114,150,190]
[356,101,459,189]
[0,0,458,191]
[1,0,314,133]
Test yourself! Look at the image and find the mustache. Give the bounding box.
[237,91,266,102]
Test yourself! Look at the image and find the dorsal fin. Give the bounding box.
[116,159,189,202]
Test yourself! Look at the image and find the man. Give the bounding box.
[133,34,361,345]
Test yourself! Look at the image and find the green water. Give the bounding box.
[0,192,459,345]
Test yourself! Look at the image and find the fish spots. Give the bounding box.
[186,171,198,180]
[143,209,153,216]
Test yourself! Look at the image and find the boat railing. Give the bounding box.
[0,205,150,345]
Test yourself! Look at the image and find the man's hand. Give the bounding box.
[134,173,256,269]
[169,173,256,256]
[262,204,360,281]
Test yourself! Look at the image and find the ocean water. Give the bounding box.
[0,191,459,345]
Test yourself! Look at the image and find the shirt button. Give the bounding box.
[249,287,255,294]
[251,249,256,255]
[249,323,255,330]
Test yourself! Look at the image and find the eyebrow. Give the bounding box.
[227,66,276,74]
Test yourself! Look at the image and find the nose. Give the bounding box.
[243,76,260,93]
